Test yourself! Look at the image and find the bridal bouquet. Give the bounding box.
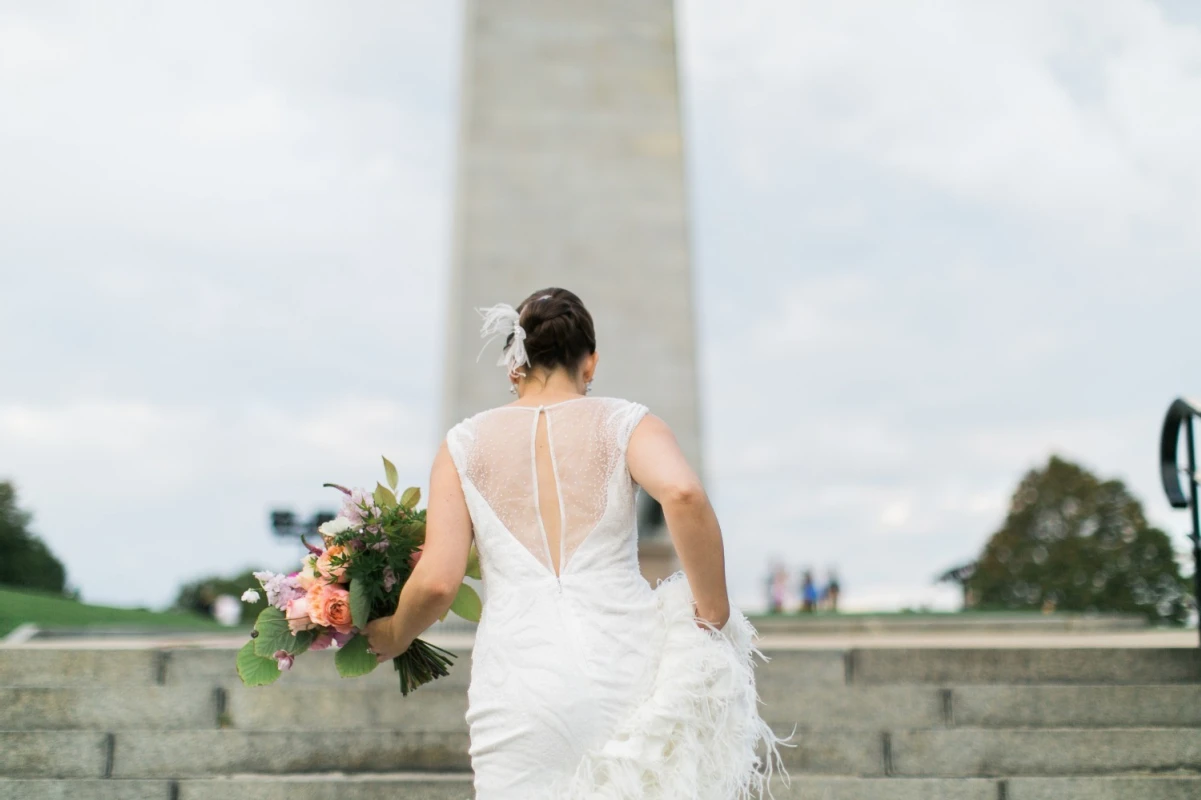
[235,457,482,695]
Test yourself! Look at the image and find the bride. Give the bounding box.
[366,288,784,799]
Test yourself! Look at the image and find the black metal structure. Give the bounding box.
[1159,397,1201,646]
[270,509,336,540]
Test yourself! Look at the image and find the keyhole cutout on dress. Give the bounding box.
[533,409,564,576]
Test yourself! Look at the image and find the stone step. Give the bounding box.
[752,612,1150,635]
[4,776,1201,800]
[9,682,1201,732]
[952,685,1201,728]
[9,727,1198,779]
[889,728,1201,777]
[0,687,220,730]
[850,648,1201,685]
[8,646,1199,688]
[0,730,472,778]
[0,647,849,689]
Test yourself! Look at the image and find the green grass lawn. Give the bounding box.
[0,586,234,638]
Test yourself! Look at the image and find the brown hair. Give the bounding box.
[510,288,597,374]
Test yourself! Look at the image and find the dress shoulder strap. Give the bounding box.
[604,398,650,453]
[444,415,477,484]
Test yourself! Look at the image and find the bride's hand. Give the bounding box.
[364,615,407,663]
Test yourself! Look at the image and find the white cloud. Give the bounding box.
[683,0,1201,247]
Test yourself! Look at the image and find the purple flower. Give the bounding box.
[273,650,294,671]
[331,629,354,648]
[340,488,378,526]
[382,567,397,592]
[309,632,334,651]
[254,571,306,610]
[371,540,389,552]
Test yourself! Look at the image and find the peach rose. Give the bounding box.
[316,545,351,584]
[308,583,354,634]
[285,595,316,634]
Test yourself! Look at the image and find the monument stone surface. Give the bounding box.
[441,0,698,580]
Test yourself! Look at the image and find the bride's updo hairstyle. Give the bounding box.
[513,288,597,375]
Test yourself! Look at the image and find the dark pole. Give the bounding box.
[1187,417,1201,649]
[1159,398,1201,647]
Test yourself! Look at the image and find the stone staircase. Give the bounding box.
[2,645,1200,799]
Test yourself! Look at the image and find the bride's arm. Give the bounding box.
[627,415,731,630]
[366,442,473,661]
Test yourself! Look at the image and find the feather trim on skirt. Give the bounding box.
[558,572,790,800]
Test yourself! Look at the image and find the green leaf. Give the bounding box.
[253,606,305,658]
[374,483,398,509]
[449,582,482,622]
[400,486,420,510]
[465,545,482,580]
[349,579,371,630]
[334,634,380,678]
[236,639,281,687]
[382,456,399,491]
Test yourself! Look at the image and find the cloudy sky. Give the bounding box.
[1,0,1199,612]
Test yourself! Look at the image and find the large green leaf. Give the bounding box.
[253,606,306,658]
[400,486,421,510]
[334,633,380,678]
[382,456,399,491]
[236,639,281,687]
[374,483,397,509]
[349,579,371,630]
[449,582,482,622]
[465,545,482,581]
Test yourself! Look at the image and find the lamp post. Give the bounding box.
[1159,397,1201,646]
[269,509,337,541]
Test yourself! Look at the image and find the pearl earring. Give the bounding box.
[586,381,593,394]
[509,385,517,395]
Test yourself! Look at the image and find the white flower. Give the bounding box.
[240,589,261,603]
[318,516,353,537]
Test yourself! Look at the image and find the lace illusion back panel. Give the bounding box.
[452,396,643,581]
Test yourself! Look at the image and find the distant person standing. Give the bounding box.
[769,564,789,614]
[826,570,841,612]
[801,569,818,613]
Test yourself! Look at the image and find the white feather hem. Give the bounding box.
[558,573,790,800]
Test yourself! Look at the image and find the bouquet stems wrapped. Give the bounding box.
[236,457,481,695]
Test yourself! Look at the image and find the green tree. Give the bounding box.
[0,481,67,593]
[966,456,1190,624]
[174,568,268,622]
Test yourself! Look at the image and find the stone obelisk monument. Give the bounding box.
[442,0,698,582]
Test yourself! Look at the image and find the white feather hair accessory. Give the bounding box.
[477,303,530,377]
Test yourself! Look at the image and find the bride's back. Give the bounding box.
[446,396,649,585]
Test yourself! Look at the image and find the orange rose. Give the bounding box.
[308,583,354,634]
[316,545,351,583]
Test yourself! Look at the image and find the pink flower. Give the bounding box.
[285,595,316,633]
[274,650,294,671]
[309,629,353,650]
[382,566,397,593]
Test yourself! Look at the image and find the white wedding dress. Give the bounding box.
[445,396,784,799]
